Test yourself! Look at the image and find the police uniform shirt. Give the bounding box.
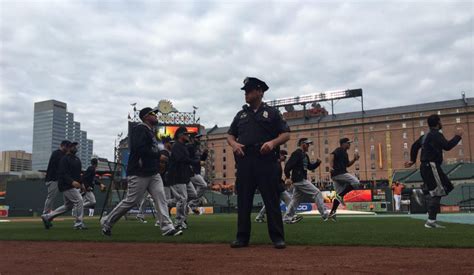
[228,103,290,145]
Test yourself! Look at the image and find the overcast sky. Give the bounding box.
[0,0,472,160]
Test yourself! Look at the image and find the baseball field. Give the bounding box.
[1,214,474,273]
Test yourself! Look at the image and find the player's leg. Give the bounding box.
[64,188,85,229]
[43,181,59,214]
[41,192,72,228]
[101,175,148,233]
[147,173,181,235]
[255,204,266,222]
[83,191,96,209]
[186,182,199,215]
[189,174,208,210]
[136,193,148,223]
[283,184,304,223]
[170,184,188,229]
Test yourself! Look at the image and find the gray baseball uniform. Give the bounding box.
[101,174,174,233]
[283,179,327,222]
[256,190,292,220]
[44,188,84,227]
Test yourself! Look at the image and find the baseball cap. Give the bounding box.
[339,138,352,145]
[174,126,190,140]
[298,138,313,146]
[139,107,156,120]
[60,140,71,146]
[241,77,269,92]
[67,141,78,147]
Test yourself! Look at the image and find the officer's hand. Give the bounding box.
[160,155,168,161]
[72,181,81,188]
[260,141,274,155]
[455,127,464,137]
[285,179,293,187]
[200,161,206,166]
[232,142,245,157]
[404,161,414,168]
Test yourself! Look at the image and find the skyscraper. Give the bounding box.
[32,100,93,171]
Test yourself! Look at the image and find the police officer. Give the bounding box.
[227,77,290,249]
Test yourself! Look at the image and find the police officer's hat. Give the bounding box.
[174,126,190,140]
[241,77,269,92]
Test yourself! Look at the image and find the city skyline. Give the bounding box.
[32,100,93,171]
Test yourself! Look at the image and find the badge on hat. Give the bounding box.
[240,113,247,119]
[263,111,268,118]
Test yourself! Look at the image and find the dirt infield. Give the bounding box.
[1,241,473,274]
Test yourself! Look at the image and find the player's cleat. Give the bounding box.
[322,211,330,221]
[424,221,446,229]
[285,215,303,224]
[334,194,345,206]
[73,223,88,230]
[162,228,183,236]
[101,227,112,237]
[41,214,52,230]
[154,221,161,227]
[328,211,337,222]
[175,224,187,231]
[230,240,249,248]
[136,216,148,224]
[273,240,286,249]
[255,217,265,223]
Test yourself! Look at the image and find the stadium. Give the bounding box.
[1,93,473,274]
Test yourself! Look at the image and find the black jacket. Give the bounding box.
[284,148,320,182]
[82,165,99,190]
[57,154,82,192]
[45,149,65,182]
[167,141,200,185]
[160,149,171,187]
[410,129,462,165]
[126,123,161,177]
[188,143,208,175]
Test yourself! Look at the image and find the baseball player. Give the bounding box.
[187,133,209,214]
[283,138,329,224]
[82,158,106,213]
[41,142,86,229]
[167,126,200,231]
[42,140,70,214]
[100,107,182,237]
[328,138,360,221]
[255,150,291,223]
[405,114,463,228]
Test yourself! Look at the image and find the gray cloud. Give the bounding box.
[1,0,472,160]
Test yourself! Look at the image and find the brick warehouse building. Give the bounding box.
[205,96,473,186]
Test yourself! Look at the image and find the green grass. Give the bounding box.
[1,214,473,248]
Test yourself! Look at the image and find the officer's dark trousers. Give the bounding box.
[235,153,284,243]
